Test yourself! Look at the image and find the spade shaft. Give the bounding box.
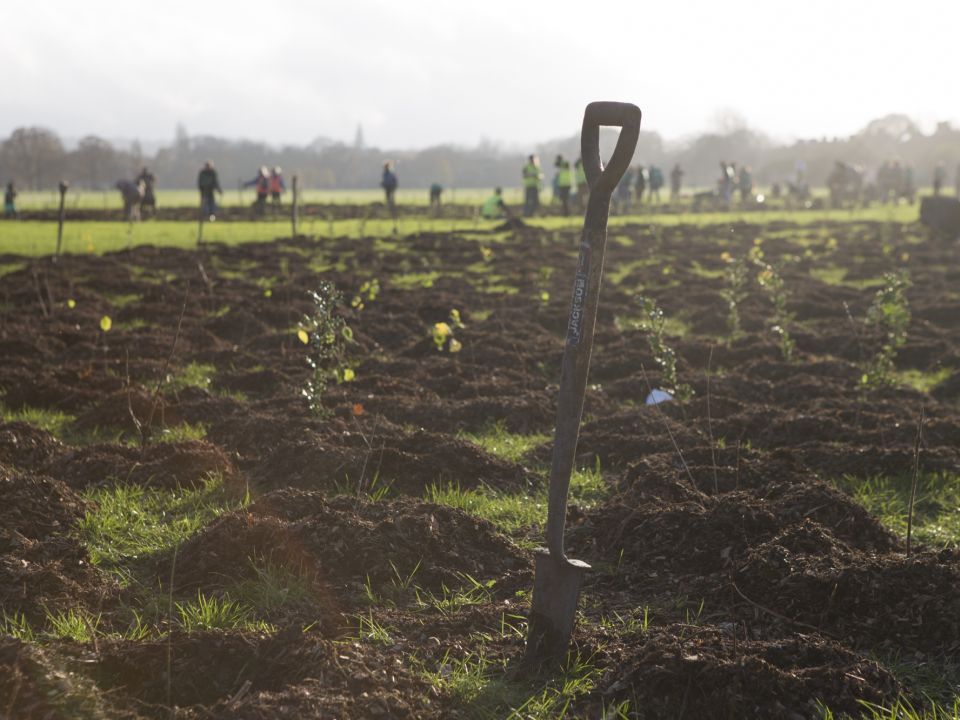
[526,101,641,662]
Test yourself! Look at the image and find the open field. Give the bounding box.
[0,203,919,257]
[2,211,960,718]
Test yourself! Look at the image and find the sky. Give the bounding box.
[2,0,958,150]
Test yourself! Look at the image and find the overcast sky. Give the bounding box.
[3,0,958,149]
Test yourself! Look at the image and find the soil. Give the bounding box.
[1,217,959,717]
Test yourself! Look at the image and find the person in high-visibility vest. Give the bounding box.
[269,166,286,211]
[574,157,588,210]
[481,187,508,219]
[522,155,542,217]
[554,155,572,216]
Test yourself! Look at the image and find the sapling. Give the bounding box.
[432,309,464,353]
[860,271,911,389]
[635,296,692,400]
[721,255,750,340]
[754,260,796,362]
[300,281,356,414]
[351,279,380,311]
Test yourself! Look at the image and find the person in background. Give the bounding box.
[481,187,508,219]
[429,182,443,210]
[522,154,542,217]
[381,161,398,219]
[933,162,946,196]
[198,160,223,221]
[136,167,156,217]
[574,157,589,210]
[648,165,664,204]
[3,182,17,218]
[670,163,683,201]
[635,166,647,206]
[554,155,572,216]
[115,179,144,221]
[269,166,286,211]
[244,166,270,216]
[615,166,633,214]
[718,161,735,208]
[738,165,754,204]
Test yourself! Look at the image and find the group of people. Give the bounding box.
[517,155,685,218]
[194,161,286,221]
[244,166,287,216]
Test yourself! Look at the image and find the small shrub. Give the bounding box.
[635,296,692,400]
[300,281,356,414]
[754,260,796,362]
[432,308,464,353]
[721,255,750,339]
[861,271,911,389]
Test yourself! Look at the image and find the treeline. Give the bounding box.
[2,114,959,192]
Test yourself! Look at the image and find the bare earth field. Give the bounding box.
[1,216,959,718]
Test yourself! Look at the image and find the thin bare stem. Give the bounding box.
[906,407,925,556]
[141,284,189,455]
[706,345,719,494]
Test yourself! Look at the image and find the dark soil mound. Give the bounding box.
[251,427,534,494]
[44,440,237,490]
[0,464,118,622]
[735,546,960,654]
[590,626,901,720]
[82,629,445,718]
[158,491,529,611]
[0,421,63,469]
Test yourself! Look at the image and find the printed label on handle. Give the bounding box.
[566,241,592,346]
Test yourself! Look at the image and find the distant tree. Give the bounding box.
[0,127,67,189]
[70,136,121,190]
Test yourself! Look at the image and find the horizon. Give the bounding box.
[3,0,958,150]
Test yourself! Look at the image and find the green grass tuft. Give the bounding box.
[836,473,960,548]
[78,473,248,573]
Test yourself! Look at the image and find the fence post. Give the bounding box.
[55,181,69,257]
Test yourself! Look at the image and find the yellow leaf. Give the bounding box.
[297,329,309,344]
[449,339,463,353]
[263,288,272,298]
[67,299,76,309]
[342,368,356,382]
[100,316,112,332]
[433,322,451,338]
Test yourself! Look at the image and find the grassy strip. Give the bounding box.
[836,473,960,549]
[78,473,248,572]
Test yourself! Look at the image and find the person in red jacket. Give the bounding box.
[269,166,286,212]
[244,166,270,216]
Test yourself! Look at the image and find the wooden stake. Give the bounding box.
[55,181,69,257]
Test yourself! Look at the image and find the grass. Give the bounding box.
[0,202,921,257]
[897,368,953,394]
[421,648,606,720]
[175,591,273,633]
[821,699,960,719]
[836,473,960,549]
[414,574,495,616]
[459,421,549,464]
[426,462,606,540]
[166,362,216,393]
[0,401,126,446]
[78,473,248,572]
[228,558,319,616]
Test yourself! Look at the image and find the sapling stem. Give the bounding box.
[906,407,925,556]
[706,345,719,494]
[140,285,189,454]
